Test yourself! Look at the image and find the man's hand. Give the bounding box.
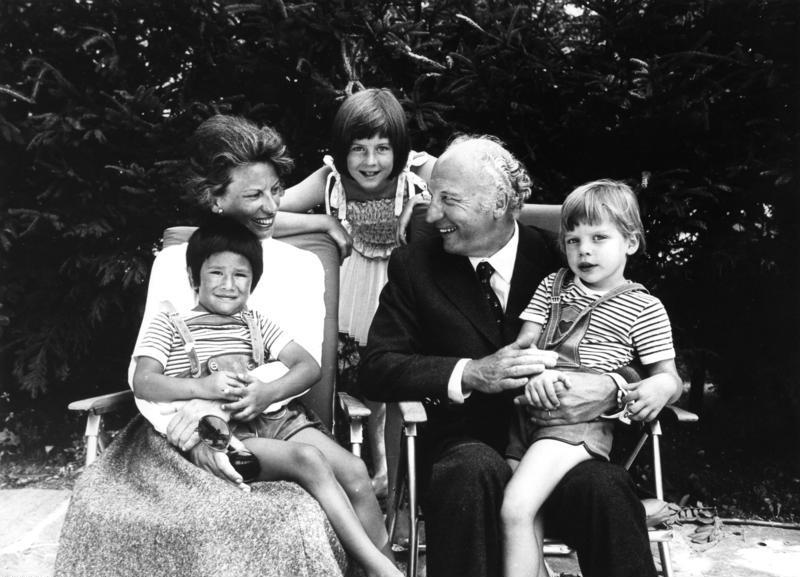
[165,399,228,452]
[517,372,617,426]
[462,342,558,395]
[187,442,250,492]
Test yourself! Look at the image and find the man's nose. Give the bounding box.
[221,273,235,289]
[426,196,443,223]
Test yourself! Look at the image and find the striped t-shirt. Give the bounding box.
[134,309,292,376]
[519,272,675,371]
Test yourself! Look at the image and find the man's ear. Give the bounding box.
[493,193,509,218]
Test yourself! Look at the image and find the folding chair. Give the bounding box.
[68,227,370,462]
[386,204,699,577]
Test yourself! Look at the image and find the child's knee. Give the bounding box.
[337,452,372,497]
[290,443,332,479]
[501,485,536,528]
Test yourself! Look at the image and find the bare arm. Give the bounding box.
[132,356,246,403]
[223,342,321,421]
[515,320,543,349]
[273,165,352,260]
[280,166,329,212]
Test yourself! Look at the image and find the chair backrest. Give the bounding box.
[162,227,340,429]
[409,202,562,241]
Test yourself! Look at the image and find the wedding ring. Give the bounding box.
[547,410,551,417]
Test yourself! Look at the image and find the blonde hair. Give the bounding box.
[560,179,645,253]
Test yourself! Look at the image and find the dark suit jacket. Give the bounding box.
[360,223,560,456]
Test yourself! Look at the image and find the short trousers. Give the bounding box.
[230,399,329,442]
[505,404,613,461]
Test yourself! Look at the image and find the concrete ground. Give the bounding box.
[1,488,799,577]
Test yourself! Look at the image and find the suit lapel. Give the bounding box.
[504,224,558,341]
[430,247,504,349]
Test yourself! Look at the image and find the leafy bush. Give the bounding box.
[0,0,796,436]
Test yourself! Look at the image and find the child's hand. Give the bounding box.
[202,371,247,401]
[222,373,279,421]
[622,378,675,422]
[396,193,430,246]
[623,360,682,422]
[524,370,571,410]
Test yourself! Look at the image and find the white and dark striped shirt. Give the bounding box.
[134,309,292,376]
[520,272,675,371]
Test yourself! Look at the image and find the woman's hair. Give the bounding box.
[185,115,294,209]
[186,216,264,291]
[331,88,411,180]
[560,179,646,253]
[448,134,532,213]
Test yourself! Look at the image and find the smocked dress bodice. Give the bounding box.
[324,151,430,260]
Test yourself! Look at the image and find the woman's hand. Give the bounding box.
[187,441,250,492]
[325,216,353,262]
[396,193,430,246]
[165,398,228,452]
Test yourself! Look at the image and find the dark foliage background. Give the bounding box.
[1,0,798,516]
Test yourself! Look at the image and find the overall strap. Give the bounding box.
[539,270,648,349]
[538,268,570,349]
[161,301,202,377]
[241,308,265,365]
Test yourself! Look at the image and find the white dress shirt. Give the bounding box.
[448,222,520,403]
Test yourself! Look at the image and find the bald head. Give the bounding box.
[426,135,529,257]
[443,135,532,213]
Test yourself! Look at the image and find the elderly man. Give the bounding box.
[360,135,656,577]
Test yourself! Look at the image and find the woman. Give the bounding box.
[55,115,381,577]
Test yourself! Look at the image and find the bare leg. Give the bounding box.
[242,437,400,577]
[501,440,593,577]
[290,427,394,559]
[365,399,388,498]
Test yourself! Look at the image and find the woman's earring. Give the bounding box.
[214,205,223,214]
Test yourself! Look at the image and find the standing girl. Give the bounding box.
[277,88,436,496]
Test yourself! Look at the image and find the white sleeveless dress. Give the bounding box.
[324,151,431,345]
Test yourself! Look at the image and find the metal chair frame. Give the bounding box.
[386,204,699,577]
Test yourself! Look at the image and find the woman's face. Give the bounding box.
[215,162,284,240]
[346,135,395,194]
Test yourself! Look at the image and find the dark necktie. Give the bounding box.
[476,261,504,326]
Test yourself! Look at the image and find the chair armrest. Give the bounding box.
[68,390,134,415]
[663,404,699,423]
[398,401,427,424]
[337,392,372,420]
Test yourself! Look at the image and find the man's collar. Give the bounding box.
[468,222,519,282]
